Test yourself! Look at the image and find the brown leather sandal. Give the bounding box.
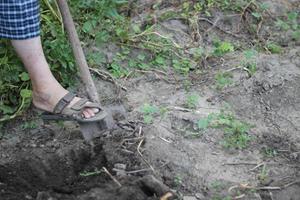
[41,92,107,122]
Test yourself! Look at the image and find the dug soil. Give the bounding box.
[1,0,300,200]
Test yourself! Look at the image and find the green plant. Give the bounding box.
[174,175,183,187]
[21,120,38,130]
[292,30,300,41]
[210,180,226,191]
[212,196,232,200]
[172,58,192,75]
[275,11,300,41]
[242,49,257,76]
[213,40,234,56]
[257,164,268,182]
[266,42,282,54]
[213,111,252,149]
[215,72,233,90]
[185,93,200,109]
[197,110,252,149]
[140,103,159,124]
[198,114,214,130]
[251,2,270,20]
[80,169,102,177]
[262,147,278,158]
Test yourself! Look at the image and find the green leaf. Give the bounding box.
[82,20,96,34]
[0,104,15,114]
[20,89,32,99]
[19,72,30,81]
[132,24,141,33]
[292,30,300,41]
[266,42,282,54]
[95,31,110,45]
[243,49,257,59]
[251,12,262,19]
[198,118,211,130]
[287,12,298,22]
[137,54,146,61]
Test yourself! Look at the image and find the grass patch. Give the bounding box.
[197,110,253,149]
[185,93,200,109]
[215,72,233,90]
[140,103,159,124]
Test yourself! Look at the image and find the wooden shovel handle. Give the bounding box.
[56,0,99,103]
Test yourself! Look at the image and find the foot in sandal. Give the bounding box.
[33,86,106,122]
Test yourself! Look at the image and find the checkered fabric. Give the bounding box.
[0,0,40,40]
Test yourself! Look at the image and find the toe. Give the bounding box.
[82,110,92,119]
[86,108,96,117]
[92,108,100,114]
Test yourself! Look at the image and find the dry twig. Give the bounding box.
[89,67,127,91]
[102,167,122,187]
[198,17,243,38]
[137,138,155,172]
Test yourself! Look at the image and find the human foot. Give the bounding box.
[32,87,99,119]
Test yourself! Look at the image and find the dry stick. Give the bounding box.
[255,186,281,190]
[249,162,265,171]
[222,162,259,166]
[138,126,142,137]
[160,192,173,200]
[102,167,122,187]
[137,138,155,173]
[234,194,245,200]
[283,180,300,188]
[170,106,220,112]
[89,67,127,91]
[198,17,243,39]
[120,136,145,146]
[57,0,99,102]
[238,0,253,32]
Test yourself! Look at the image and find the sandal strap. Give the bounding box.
[70,98,89,111]
[53,92,76,114]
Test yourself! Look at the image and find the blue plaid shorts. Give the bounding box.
[0,0,40,40]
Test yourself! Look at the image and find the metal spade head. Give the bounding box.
[79,103,127,141]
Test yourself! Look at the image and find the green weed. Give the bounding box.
[172,59,192,75]
[275,11,300,41]
[174,175,183,187]
[21,120,38,130]
[185,94,200,109]
[257,164,268,182]
[242,49,257,76]
[140,103,159,124]
[214,112,252,149]
[197,110,252,149]
[213,40,235,57]
[212,196,232,200]
[215,72,233,90]
[262,147,278,158]
[210,180,226,191]
[80,169,102,177]
[266,42,282,54]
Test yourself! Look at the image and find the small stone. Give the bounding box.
[183,196,197,200]
[25,194,33,199]
[30,143,37,148]
[114,163,126,170]
[195,193,205,200]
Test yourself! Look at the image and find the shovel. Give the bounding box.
[56,0,115,141]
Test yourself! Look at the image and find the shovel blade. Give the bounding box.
[79,103,127,141]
